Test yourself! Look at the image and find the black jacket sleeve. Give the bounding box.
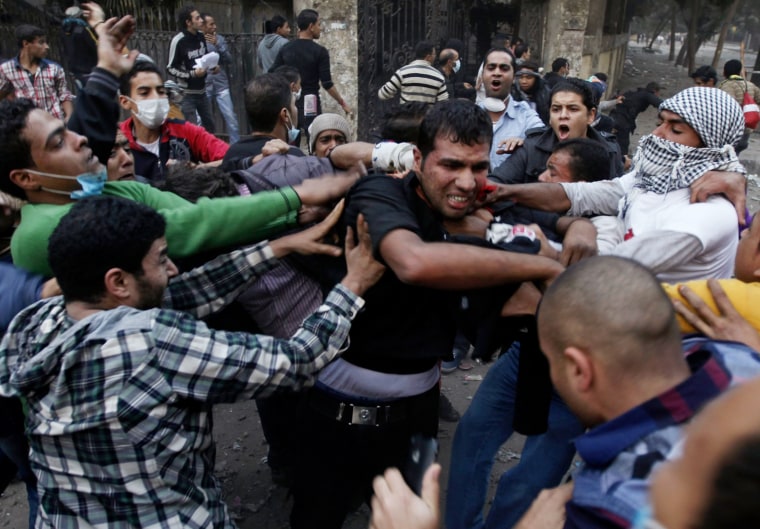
[67,67,120,165]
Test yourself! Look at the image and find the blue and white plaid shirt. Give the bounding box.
[0,242,362,528]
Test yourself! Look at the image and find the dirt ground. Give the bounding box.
[1,40,759,529]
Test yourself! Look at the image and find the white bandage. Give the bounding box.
[372,142,415,172]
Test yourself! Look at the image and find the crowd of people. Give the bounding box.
[0,3,759,529]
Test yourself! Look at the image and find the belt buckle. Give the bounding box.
[350,405,379,426]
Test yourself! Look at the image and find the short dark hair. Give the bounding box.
[381,102,432,144]
[593,72,608,82]
[273,65,301,85]
[483,47,516,67]
[176,5,196,31]
[244,73,292,132]
[296,9,318,31]
[513,43,530,59]
[159,164,239,202]
[15,24,44,48]
[551,58,569,72]
[552,138,611,182]
[551,77,596,111]
[269,15,287,33]
[690,65,718,84]
[415,40,435,60]
[48,196,166,303]
[723,59,743,78]
[119,61,164,97]
[417,99,492,159]
[0,98,37,199]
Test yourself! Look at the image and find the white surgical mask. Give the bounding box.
[294,89,302,101]
[483,97,507,113]
[26,169,107,199]
[453,59,461,73]
[127,97,170,129]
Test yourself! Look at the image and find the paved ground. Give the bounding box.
[1,40,758,529]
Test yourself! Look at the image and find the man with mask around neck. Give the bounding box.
[2,16,358,277]
[119,61,229,182]
[477,47,544,170]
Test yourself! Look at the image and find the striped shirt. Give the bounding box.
[378,59,449,104]
[0,242,363,528]
[0,57,73,120]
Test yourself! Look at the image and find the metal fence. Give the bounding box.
[129,30,265,137]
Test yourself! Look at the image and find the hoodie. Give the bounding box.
[258,33,288,73]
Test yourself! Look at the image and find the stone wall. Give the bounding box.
[293,0,359,140]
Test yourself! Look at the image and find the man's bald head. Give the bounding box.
[538,256,682,377]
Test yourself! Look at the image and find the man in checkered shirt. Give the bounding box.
[0,195,384,528]
[0,25,74,122]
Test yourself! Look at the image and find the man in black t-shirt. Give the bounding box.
[221,73,304,172]
[269,9,350,136]
[289,99,567,529]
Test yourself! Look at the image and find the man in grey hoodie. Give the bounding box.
[257,15,289,74]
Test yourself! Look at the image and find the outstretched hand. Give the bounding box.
[369,464,441,529]
[95,15,139,77]
[270,200,344,259]
[341,213,385,297]
[673,280,760,350]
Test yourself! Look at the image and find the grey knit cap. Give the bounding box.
[308,113,351,152]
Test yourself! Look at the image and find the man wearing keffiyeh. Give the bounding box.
[492,86,747,283]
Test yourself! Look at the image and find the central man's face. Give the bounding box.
[550,91,594,141]
[417,135,490,220]
[482,51,514,100]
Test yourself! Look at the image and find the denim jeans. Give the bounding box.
[446,343,584,529]
[0,433,38,529]
[207,88,240,143]
[181,92,215,134]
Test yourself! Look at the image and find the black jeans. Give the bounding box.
[290,384,439,529]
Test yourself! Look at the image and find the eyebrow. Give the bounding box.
[44,125,66,148]
[657,113,687,125]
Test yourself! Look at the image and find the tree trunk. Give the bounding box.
[686,0,702,73]
[751,45,760,86]
[676,41,688,66]
[647,17,670,49]
[712,0,743,68]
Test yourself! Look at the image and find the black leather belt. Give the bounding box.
[308,387,423,427]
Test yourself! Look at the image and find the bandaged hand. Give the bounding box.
[372,142,416,173]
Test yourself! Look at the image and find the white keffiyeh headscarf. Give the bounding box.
[632,87,745,194]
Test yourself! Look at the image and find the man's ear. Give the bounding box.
[9,169,39,192]
[562,346,594,393]
[119,94,134,112]
[103,268,133,301]
[587,107,597,125]
[412,146,423,173]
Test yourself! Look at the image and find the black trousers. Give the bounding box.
[290,384,439,529]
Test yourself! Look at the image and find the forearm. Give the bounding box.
[160,188,302,259]
[329,142,374,169]
[68,68,120,164]
[61,100,74,119]
[489,182,571,212]
[326,86,348,109]
[162,284,364,402]
[387,237,564,289]
[163,242,279,318]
